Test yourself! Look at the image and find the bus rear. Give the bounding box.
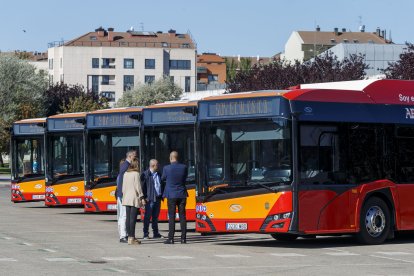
[45,113,86,206]
[84,108,142,212]
[195,93,295,234]
[11,118,46,202]
[141,102,197,221]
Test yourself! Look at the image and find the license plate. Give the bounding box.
[33,195,45,200]
[226,223,248,231]
[67,198,82,204]
[107,204,117,210]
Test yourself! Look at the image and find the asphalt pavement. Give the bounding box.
[1,184,414,275]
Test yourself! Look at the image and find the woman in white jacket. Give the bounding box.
[122,158,146,245]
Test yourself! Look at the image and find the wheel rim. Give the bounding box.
[365,205,386,238]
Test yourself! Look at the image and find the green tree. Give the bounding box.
[44,82,108,116]
[0,54,47,166]
[61,93,108,113]
[116,77,183,107]
[225,57,238,83]
[239,57,252,74]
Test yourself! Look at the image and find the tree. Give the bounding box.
[225,57,238,83]
[116,77,183,107]
[383,43,414,79]
[227,52,368,93]
[61,92,109,113]
[0,54,47,165]
[44,83,108,116]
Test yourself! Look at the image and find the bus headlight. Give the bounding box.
[268,212,291,222]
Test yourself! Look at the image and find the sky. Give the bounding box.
[1,0,414,57]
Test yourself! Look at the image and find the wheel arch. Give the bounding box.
[357,188,396,234]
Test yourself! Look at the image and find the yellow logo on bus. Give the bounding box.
[229,204,242,212]
[34,184,43,189]
[69,186,79,192]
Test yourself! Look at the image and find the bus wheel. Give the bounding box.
[357,197,390,245]
[270,233,298,241]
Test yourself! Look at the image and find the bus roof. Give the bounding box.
[14,117,46,124]
[48,112,88,119]
[202,91,288,101]
[88,107,143,114]
[145,101,197,109]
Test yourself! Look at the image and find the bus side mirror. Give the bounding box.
[182,106,197,116]
[129,114,142,121]
[75,118,86,125]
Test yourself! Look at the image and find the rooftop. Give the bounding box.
[49,27,196,49]
[297,29,389,45]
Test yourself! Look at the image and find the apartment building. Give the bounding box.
[48,27,197,103]
[197,53,226,91]
[282,26,389,62]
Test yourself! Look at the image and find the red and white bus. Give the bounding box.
[195,79,414,244]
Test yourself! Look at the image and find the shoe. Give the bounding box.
[181,239,187,244]
[143,235,150,240]
[119,237,128,243]
[153,233,163,239]
[163,239,174,244]
[128,237,140,245]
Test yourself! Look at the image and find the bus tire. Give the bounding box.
[270,233,298,241]
[357,197,390,245]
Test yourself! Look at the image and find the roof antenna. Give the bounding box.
[140,22,144,31]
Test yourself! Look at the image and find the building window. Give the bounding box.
[145,59,155,69]
[124,58,134,69]
[161,42,169,47]
[48,58,53,70]
[49,75,53,86]
[208,74,218,83]
[101,75,110,85]
[60,58,62,68]
[92,58,99,68]
[91,75,99,93]
[170,60,191,70]
[170,76,174,83]
[123,75,134,91]
[60,74,64,83]
[145,75,155,84]
[102,58,115,69]
[101,91,115,102]
[185,76,191,92]
[181,43,190,48]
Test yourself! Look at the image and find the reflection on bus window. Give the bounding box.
[51,135,83,178]
[144,128,195,182]
[90,132,139,179]
[200,119,292,188]
[16,138,44,178]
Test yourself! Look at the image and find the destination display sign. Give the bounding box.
[143,107,195,125]
[199,97,282,120]
[47,118,85,131]
[87,112,141,129]
[13,123,45,135]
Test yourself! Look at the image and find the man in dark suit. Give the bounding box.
[140,159,163,239]
[162,151,188,244]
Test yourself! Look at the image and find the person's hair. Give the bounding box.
[127,158,140,172]
[119,158,125,170]
[126,149,136,158]
[170,151,179,161]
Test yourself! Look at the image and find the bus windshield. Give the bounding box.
[90,131,139,180]
[14,138,44,179]
[199,118,292,192]
[50,134,84,180]
[143,126,195,182]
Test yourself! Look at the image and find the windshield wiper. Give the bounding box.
[204,187,228,201]
[246,181,280,193]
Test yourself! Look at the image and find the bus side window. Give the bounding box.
[395,126,414,183]
[299,125,346,185]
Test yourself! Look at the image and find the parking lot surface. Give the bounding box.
[1,183,414,275]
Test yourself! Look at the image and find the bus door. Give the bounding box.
[298,124,354,233]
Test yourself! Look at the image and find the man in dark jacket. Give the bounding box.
[140,159,163,239]
[162,151,188,244]
[116,150,136,243]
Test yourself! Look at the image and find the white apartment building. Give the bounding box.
[281,27,389,63]
[48,27,197,103]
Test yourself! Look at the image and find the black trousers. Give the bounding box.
[125,206,138,238]
[167,198,187,240]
